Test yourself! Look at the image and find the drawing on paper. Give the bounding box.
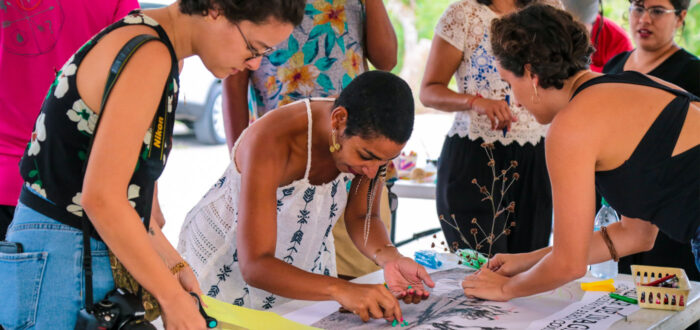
[313,268,518,329]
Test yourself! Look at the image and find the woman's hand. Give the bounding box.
[333,282,403,323]
[461,268,512,302]
[383,256,436,304]
[177,264,203,297]
[159,289,206,330]
[472,98,517,131]
[487,252,538,277]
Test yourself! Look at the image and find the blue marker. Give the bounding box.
[503,95,510,137]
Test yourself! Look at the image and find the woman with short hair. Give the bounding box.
[178,71,434,322]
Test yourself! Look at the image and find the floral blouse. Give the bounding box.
[435,0,561,146]
[248,0,366,117]
[19,11,179,229]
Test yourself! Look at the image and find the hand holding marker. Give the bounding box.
[503,95,510,137]
[338,283,410,327]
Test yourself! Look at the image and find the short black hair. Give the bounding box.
[491,4,594,89]
[476,0,535,8]
[179,0,305,26]
[630,0,690,12]
[334,71,414,144]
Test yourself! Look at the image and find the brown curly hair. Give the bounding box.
[179,0,305,26]
[490,4,594,89]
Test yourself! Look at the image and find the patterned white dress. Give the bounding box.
[178,98,353,309]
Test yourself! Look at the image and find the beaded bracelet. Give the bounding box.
[170,260,189,275]
[600,226,619,262]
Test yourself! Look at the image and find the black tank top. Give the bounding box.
[571,71,700,242]
[18,10,178,236]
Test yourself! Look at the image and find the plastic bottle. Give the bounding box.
[590,198,620,279]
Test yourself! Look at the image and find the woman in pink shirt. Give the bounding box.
[0,0,139,239]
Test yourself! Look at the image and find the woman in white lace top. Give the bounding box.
[420,0,561,256]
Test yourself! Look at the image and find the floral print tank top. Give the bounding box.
[19,10,179,229]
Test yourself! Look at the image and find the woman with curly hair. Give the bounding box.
[461,4,699,300]
[0,0,304,328]
[420,0,562,257]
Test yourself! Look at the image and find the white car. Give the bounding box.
[140,1,225,144]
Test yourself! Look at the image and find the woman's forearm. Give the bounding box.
[419,83,476,113]
[83,197,182,303]
[501,218,657,298]
[364,0,397,70]
[147,220,184,268]
[241,255,349,301]
[346,214,401,267]
[503,250,585,298]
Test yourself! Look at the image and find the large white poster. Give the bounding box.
[284,267,639,329]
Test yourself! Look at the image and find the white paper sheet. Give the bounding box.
[285,268,640,330]
[526,283,640,330]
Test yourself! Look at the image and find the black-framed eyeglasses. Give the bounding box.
[629,5,680,20]
[233,22,275,61]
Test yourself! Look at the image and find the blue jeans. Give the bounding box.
[692,226,700,273]
[0,201,114,329]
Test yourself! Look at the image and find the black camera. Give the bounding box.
[75,288,155,330]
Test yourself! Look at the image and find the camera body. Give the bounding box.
[75,288,155,330]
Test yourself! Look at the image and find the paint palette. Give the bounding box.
[631,265,691,311]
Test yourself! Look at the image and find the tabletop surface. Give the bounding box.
[271,266,700,329]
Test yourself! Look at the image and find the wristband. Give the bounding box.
[600,226,619,262]
[467,93,482,109]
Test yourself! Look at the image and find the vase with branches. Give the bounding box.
[439,142,520,268]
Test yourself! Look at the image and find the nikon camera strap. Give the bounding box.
[81,34,161,311]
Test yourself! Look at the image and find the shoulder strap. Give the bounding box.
[302,99,313,180]
[82,34,161,311]
[571,71,700,101]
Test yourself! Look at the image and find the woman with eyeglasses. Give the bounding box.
[178,71,434,321]
[603,0,700,283]
[0,1,305,329]
[604,0,698,96]
[459,4,699,301]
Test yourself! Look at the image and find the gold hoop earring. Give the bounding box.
[329,129,341,152]
[531,83,540,104]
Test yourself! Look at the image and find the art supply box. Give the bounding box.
[631,265,691,311]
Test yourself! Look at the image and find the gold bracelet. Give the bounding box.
[600,226,619,262]
[170,261,189,275]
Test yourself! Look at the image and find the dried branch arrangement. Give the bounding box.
[437,142,520,268]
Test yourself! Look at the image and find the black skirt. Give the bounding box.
[436,135,552,256]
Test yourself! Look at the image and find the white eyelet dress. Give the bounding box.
[177,98,353,309]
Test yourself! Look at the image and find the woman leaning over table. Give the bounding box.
[178,71,434,323]
[604,0,700,281]
[0,0,304,328]
[461,4,699,301]
[420,0,562,257]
